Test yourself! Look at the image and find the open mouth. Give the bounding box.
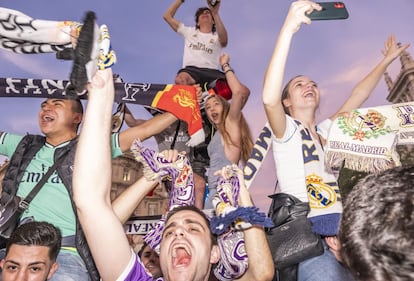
[303,91,315,98]
[172,245,191,267]
[41,114,55,122]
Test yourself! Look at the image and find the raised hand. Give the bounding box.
[381,34,410,65]
[283,0,322,34]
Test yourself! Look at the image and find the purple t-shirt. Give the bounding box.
[118,251,163,281]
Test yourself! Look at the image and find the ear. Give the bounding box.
[210,245,220,264]
[74,113,83,125]
[282,98,291,109]
[325,236,340,251]
[0,258,4,270]
[47,262,59,280]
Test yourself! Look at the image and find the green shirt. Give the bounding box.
[0,132,122,237]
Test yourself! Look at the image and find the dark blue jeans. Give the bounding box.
[298,240,355,281]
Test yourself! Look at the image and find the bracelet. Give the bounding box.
[221,63,230,71]
[224,68,234,74]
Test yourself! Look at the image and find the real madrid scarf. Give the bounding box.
[0,7,75,54]
[210,165,272,281]
[325,102,414,174]
[130,139,195,254]
[296,120,342,236]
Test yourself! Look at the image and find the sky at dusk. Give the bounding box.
[1,0,413,211]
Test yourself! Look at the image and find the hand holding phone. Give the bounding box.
[307,2,349,21]
[209,0,219,7]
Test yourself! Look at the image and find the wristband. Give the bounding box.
[224,69,234,74]
[221,63,230,71]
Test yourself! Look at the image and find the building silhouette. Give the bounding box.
[385,43,414,103]
[384,44,414,166]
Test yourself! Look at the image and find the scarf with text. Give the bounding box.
[325,102,414,174]
[0,77,203,146]
[0,7,203,145]
[0,7,74,54]
[296,120,342,236]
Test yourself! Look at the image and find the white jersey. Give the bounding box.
[177,23,222,69]
[271,116,332,202]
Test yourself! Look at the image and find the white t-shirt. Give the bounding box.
[177,23,222,69]
[271,116,332,202]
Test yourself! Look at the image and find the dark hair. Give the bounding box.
[68,98,83,131]
[339,166,414,281]
[70,98,84,115]
[165,205,217,245]
[194,7,216,33]
[138,242,148,258]
[6,221,62,262]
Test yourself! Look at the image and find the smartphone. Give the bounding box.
[307,2,349,20]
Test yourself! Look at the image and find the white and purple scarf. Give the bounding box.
[131,142,272,281]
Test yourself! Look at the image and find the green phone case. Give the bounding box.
[307,2,349,20]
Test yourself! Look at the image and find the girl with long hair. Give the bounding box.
[204,53,253,209]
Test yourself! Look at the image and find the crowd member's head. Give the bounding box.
[195,7,215,32]
[340,166,414,281]
[205,94,253,163]
[205,94,229,126]
[159,205,219,281]
[138,242,162,279]
[281,75,320,116]
[0,221,62,281]
[38,98,83,139]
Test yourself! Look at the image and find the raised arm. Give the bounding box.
[73,68,132,281]
[234,168,274,281]
[119,84,202,152]
[163,0,183,32]
[113,148,185,224]
[262,1,321,138]
[124,105,146,127]
[221,54,250,123]
[118,111,177,152]
[112,177,158,224]
[219,53,250,163]
[331,35,410,120]
[208,0,228,47]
